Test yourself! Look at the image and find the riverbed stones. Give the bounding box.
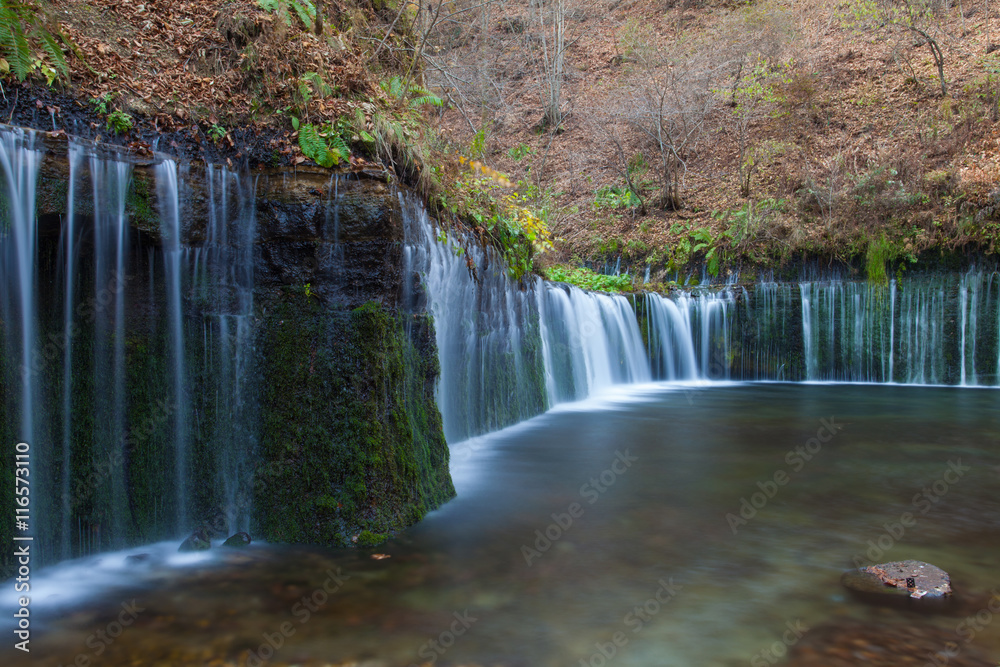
[784,619,993,667]
[841,560,951,610]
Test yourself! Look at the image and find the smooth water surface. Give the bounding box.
[7,384,1000,666]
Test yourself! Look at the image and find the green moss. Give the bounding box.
[356,529,387,547]
[126,171,158,234]
[253,294,453,547]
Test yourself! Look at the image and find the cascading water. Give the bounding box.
[0,128,261,567]
[4,122,999,579]
[155,159,191,532]
[402,196,731,441]
[0,129,41,447]
[791,274,1000,384]
[195,164,259,534]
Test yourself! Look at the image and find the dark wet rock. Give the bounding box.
[178,530,211,552]
[785,619,993,667]
[222,532,252,548]
[841,560,952,611]
[125,553,151,564]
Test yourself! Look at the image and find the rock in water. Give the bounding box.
[222,532,252,548]
[841,560,951,611]
[178,530,211,552]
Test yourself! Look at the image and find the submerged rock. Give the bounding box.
[222,532,252,548]
[178,530,211,552]
[841,560,952,611]
[785,619,993,666]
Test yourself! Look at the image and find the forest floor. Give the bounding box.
[427,0,1000,282]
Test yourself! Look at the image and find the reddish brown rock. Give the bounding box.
[841,560,952,611]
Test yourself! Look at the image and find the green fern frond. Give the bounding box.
[380,76,406,100]
[326,133,350,163]
[408,94,443,108]
[301,71,331,96]
[256,0,293,27]
[288,0,316,31]
[37,30,68,79]
[298,123,338,168]
[0,6,32,81]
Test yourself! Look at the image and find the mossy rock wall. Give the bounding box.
[0,130,454,577]
[253,297,452,546]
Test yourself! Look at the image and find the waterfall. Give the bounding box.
[0,128,260,566]
[402,197,731,441]
[0,129,41,446]
[87,150,132,550]
[196,164,258,534]
[155,159,190,533]
[4,123,999,572]
[735,272,1000,385]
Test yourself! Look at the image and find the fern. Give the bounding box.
[0,0,69,83]
[257,0,315,30]
[288,0,316,31]
[380,76,443,109]
[0,4,32,81]
[409,93,443,108]
[298,122,350,168]
[38,30,67,77]
[324,131,350,164]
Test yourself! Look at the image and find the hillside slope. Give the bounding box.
[424,0,1000,283]
[4,0,1000,285]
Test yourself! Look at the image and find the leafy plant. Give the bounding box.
[594,184,643,210]
[296,71,332,113]
[667,223,723,277]
[0,0,70,83]
[89,92,116,115]
[297,120,350,168]
[106,110,133,134]
[380,76,443,109]
[866,235,891,285]
[436,173,553,280]
[469,127,487,159]
[546,265,633,293]
[508,143,534,161]
[257,0,316,31]
[207,123,227,143]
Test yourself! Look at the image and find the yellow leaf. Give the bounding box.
[0,58,9,75]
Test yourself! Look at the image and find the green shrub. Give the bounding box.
[546,265,633,293]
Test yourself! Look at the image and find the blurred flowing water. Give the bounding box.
[5,383,999,666]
